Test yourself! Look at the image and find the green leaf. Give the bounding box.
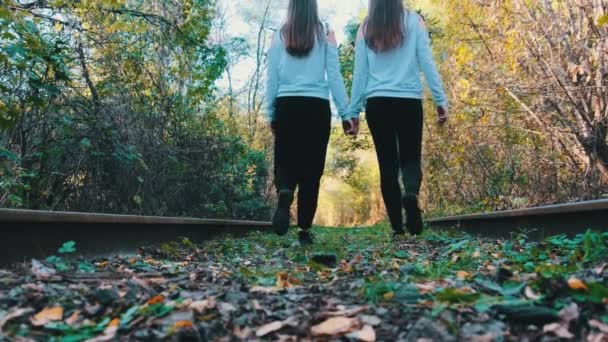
[435,288,480,303]
[394,251,409,259]
[58,241,77,254]
[0,5,11,20]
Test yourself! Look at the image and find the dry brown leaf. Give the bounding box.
[593,263,607,275]
[587,332,607,342]
[146,295,165,305]
[457,271,472,280]
[568,277,589,291]
[543,323,574,339]
[0,308,34,332]
[472,250,482,258]
[311,316,359,336]
[250,286,283,294]
[65,310,81,326]
[525,286,542,301]
[31,306,64,327]
[256,321,285,337]
[359,315,381,326]
[416,283,436,294]
[590,320,608,334]
[347,325,376,342]
[189,298,216,313]
[276,272,301,288]
[559,303,579,324]
[174,321,194,330]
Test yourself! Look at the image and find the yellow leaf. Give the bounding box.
[598,14,608,27]
[383,292,395,300]
[311,316,358,336]
[456,271,472,280]
[568,277,589,291]
[31,306,64,326]
[54,22,63,32]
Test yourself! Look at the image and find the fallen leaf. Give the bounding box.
[457,271,472,280]
[174,320,194,329]
[250,286,282,294]
[276,272,301,288]
[472,251,482,258]
[593,263,607,275]
[31,306,64,327]
[543,322,574,339]
[359,315,381,326]
[65,310,81,326]
[0,308,34,331]
[568,277,589,291]
[347,325,376,342]
[104,318,120,335]
[189,298,216,313]
[587,332,607,342]
[589,319,608,334]
[256,321,285,337]
[146,295,165,305]
[383,292,395,300]
[416,283,436,294]
[311,316,359,336]
[558,303,579,324]
[31,259,56,279]
[525,286,542,301]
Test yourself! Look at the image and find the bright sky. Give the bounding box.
[217,0,367,91]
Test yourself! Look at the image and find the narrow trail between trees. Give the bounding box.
[1,226,607,341]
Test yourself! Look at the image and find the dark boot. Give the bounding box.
[403,194,423,235]
[273,189,294,236]
[298,230,315,246]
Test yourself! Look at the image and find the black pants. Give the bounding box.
[274,97,331,230]
[366,97,424,232]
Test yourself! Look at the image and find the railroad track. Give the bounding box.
[0,209,271,265]
[428,199,608,238]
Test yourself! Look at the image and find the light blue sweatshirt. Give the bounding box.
[264,29,350,121]
[348,11,448,119]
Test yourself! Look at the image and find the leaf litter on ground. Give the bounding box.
[0,225,607,341]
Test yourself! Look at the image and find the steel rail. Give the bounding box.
[0,209,271,265]
[427,199,608,238]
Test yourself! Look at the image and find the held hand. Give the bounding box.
[350,117,360,136]
[342,118,360,136]
[342,119,353,135]
[437,106,448,125]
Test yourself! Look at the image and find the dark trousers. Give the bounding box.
[366,97,424,231]
[274,97,331,230]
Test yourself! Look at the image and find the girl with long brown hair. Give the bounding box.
[265,0,355,244]
[348,0,449,237]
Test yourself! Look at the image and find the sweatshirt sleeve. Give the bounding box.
[347,26,369,120]
[325,37,350,120]
[264,32,281,122]
[415,14,448,109]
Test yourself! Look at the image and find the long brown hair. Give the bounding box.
[364,0,406,52]
[281,0,324,58]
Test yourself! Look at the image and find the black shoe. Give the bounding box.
[392,229,406,238]
[273,190,293,236]
[298,230,315,246]
[403,194,423,235]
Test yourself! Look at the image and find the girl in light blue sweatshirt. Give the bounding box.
[348,0,449,237]
[265,0,354,244]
